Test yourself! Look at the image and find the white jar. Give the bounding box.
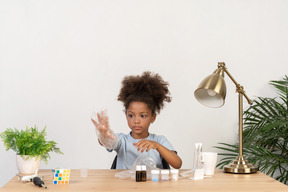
[170,169,179,181]
[161,170,170,181]
[151,170,160,181]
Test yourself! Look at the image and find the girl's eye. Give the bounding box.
[128,114,134,118]
[141,115,147,118]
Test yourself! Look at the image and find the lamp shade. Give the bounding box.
[194,69,226,108]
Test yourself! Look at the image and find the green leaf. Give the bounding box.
[0,125,63,164]
[215,76,288,185]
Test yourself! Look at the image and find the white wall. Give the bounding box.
[1,0,288,187]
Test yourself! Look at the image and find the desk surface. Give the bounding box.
[0,169,287,192]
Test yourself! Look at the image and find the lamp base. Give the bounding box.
[223,155,258,174]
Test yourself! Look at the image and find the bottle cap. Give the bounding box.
[161,170,169,174]
[136,165,142,171]
[151,170,160,174]
[170,169,179,174]
[141,165,146,171]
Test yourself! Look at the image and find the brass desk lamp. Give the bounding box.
[194,62,258,174]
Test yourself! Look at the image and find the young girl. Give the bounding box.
[91,71,182,169]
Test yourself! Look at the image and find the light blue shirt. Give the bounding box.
[109,132,175,169]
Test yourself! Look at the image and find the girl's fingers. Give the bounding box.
[146,146,153,152]
[142,142,156,152]
[134,140,153,153]
[92,119,103,132]
[134,142,142,151]
[95,112,108,131]
[140,143,149,153]
[91,119,102,130]
[135,140,159,153]
[134,140,143,149]
[91,119,98,126]
[101,111,106,125]
[104,116,109,131]
[97,113,102,124]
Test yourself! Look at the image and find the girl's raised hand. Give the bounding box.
[91,111,114,139]
[133,140,160,153]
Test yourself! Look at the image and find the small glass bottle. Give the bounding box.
[136,165,142,182]
[161,170,170,181]
[151,170,160,181]
[141,165,147,182]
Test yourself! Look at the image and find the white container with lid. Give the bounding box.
[170,169,179,181]
[161,170,170,181]
[151,170,160,181]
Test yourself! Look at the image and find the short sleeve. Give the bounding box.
[155,135,175,151]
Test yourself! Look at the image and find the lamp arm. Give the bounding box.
[218,62,253,105]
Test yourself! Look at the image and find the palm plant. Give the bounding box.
[215,75,288,185]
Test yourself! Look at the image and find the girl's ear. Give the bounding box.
[151,113,157,123]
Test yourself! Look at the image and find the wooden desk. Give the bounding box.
[0,169,287,192]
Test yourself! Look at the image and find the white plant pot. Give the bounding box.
[16,155,41,175]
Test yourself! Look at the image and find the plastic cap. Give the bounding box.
[151,170,160,174]
[141,165,146,171]
[170,169,179,174]
[136,165,142,171]
[161,170,169,174]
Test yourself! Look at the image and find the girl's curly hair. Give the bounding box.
[118,71,171,114]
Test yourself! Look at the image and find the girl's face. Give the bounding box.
[126,101,156,139]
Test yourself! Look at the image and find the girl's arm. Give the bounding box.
[134,140,182,169]
[156,144,182,169]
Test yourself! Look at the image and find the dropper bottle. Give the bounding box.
[141,165,147,182]
[136,165,142,182]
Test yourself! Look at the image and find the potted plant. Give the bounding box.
[0,125,63,175]
[215,76,288,185]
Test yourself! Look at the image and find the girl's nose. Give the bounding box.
[134,117,140,124]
